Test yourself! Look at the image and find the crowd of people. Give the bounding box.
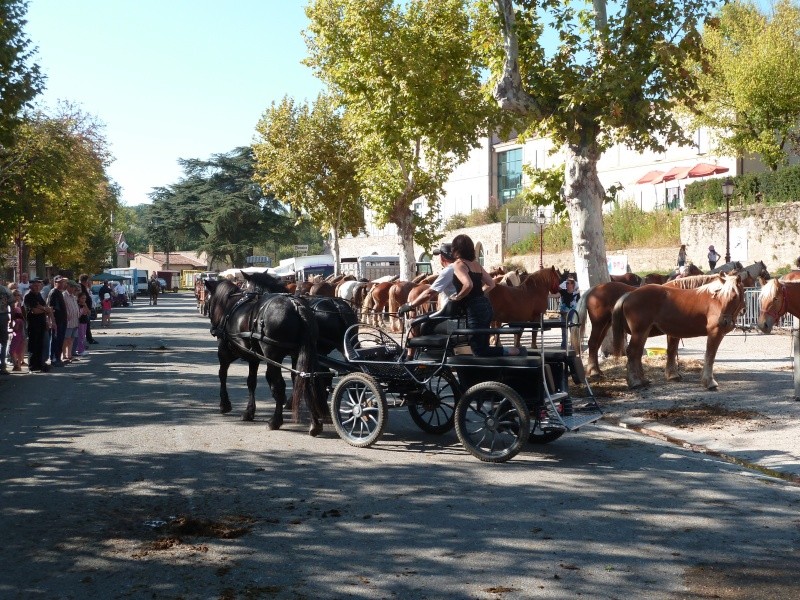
[1,273,101,375]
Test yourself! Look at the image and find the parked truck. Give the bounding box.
[107,268,149,299]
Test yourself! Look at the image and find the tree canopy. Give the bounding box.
[481,0,721,288]
[687,0,800,171]
[145,147,298,268]
[304,0,496,279]
[253,93,365,271]
[0,105,116,274]
[0,0,43,145]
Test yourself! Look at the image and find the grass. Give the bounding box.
[507,202,681,256]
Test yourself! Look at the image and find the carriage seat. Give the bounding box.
[528,348,586,384]
[353,346,401,362]
[406,334,450,349]
[446,355,543,368]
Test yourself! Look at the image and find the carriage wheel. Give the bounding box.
[407,371,460,434]
[330,373,388,448]
[455,382,529,463]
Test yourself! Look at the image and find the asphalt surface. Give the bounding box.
[1,293,799,599]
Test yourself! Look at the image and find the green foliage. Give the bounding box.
[252,94,365,242]
[147,147,296,268]
[0,105,116,272]
[304,0,497,269]
[687,0,800,170]
[508,204,681,256]
[0,0,44,145]
[684,165,800,211]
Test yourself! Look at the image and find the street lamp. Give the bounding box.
[722,177,734,263]
[536,210,547,269]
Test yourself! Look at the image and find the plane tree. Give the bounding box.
[304,0,496,280]
[686,0,800,171]
[253,93,365,274]
[480,0,720,288]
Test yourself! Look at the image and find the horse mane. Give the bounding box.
[759,278,781,305]
[666,274,719,289]
[525,267,556,289]
[701,274,742,305]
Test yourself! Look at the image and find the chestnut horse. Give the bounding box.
[757,278,800,333]
[572,274,739,379]
[487,267,561,343]
[611,273,744,390]
[609,273,642,286]
[361,276,398,328]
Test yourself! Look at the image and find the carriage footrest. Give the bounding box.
[558,408,603,431]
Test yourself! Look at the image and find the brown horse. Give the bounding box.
[757,278,800,333]
[779,270,800,283]
[487,267,561,343]
[571,273,742,378]
[611,273,744,390]
[388,280,417,332]
[643,273,668,285]
[609,273,642,286]
[361,277,398,327]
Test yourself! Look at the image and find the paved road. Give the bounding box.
[1,294,799,599]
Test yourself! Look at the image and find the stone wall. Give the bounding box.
[682,202,800,271]
[338,202,799,277]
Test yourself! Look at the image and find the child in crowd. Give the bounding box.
[101,293,112,327]
[9,290,26,372]
[75,292,90,355]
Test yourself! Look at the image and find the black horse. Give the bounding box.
[148,278,160,306]
[205,277,326,436]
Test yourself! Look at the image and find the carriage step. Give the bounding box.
[546,391,569,403]
[558,408,604,431]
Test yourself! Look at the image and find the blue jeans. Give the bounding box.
[463,295,504,357]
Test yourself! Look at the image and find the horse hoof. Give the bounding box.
[220,402,232,414]
[268,417,283,430]
[242,412,255,422]
[666,373,682,382]
[309,423,323,437]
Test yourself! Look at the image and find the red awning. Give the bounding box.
[635,170,665,185]
[652,165,693,184]
[688,162,729,178]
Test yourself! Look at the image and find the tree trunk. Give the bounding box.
[563,143,614,356]
[330,226,341,277]
[563,143,610,291]
[396,209,416,281]
[35,248,46,279]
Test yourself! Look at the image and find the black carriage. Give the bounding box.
[321,310,603,463]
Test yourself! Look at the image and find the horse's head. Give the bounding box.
[712,273,745,328]
[548,266,562,294]
[206,278,239,330]
[757,278,785,334]
[242,271,289,295]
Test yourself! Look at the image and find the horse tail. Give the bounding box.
[291,298,321,422]
[610,292,631,357]
[570,290,589,354]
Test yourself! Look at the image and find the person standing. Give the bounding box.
[0,277,11,374]
[101,293,112,327]
[62,281,80,363]
[8,290,26,372]
[75,292,90,356]
[449,234,524,357]
[78,274,98,345]
[558,276,580,349]
[24,278,51,373]
[677,244,687,268]
[708,245,721,270]
[47,276,67,367]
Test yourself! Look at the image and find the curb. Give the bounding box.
[602,415,800,486]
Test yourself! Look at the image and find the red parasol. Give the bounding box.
[687,163,729,178]
[635,170,665,185]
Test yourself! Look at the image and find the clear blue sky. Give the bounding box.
[24,0,323,207]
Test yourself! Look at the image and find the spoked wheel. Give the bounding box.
[455,382,530,463]
[330,372,388,448]
[407,371,460,434]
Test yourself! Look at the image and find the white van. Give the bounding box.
[277,254,335,283]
